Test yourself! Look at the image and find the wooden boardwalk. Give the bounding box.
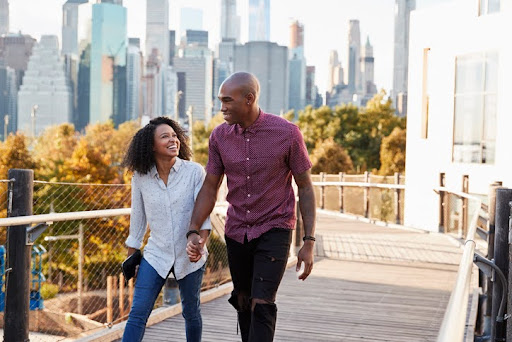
[126,212,464,341]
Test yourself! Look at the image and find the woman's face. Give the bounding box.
[153,124,180,160]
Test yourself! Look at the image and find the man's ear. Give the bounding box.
[246,92,255,105]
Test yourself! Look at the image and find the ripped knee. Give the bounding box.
[251,297,274,311]
[228,291,251,312]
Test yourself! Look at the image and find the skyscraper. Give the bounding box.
[89,1,127,125]
[393,0,416,116]
[288,20,306,112]
[221,0,240,43]
[248,0,270,41]
[146,0,169,66]
[62,0,89,56]
[0,66,16,140]
[361,36,377,103]
[0,0,9,35]
[127,38,142,121]
[180,7,203,41]
[327,50,343,92]
[234,41,288,115]
[18,35,73,136]
[346,20,361,93]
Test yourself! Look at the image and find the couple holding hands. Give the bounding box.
[121,72,316,342]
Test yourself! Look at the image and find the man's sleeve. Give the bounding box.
[289,125,312,176]
[205,128,225,175]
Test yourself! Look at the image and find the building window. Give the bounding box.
[453,52,498,164]
[479,0,500,15]
[421,48,430,139]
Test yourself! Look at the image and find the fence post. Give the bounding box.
[363,171,370,219]
[439,173,446,233]
[4,169,33,342]
[394,172,401,224]
[483,182,502,337]
[461,175,469,238]
[338,172,344,213]
[107,276,113,323]
[78,223,84,315]
[319,172,325,210]
[491,188,512,341]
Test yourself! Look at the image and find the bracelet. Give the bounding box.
[302,235,316,242]
[186,230,201,239]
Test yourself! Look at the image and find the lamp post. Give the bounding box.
[31,104,39,138]
[174,90,183,122]
[186,105,194,156]
[3,114,8,141]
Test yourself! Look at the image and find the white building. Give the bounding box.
[221,0,240,43]
[0,0,8,35]
[404,0,508,232]
[18,35,73,136]
[146,0,169,66]
[127,38,142,121]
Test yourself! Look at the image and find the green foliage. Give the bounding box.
[379,127,406,176]
[192,112,225,166]
[310,138,353,174]
[40,283,59,299]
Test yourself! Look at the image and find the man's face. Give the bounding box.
[218,81,247,125]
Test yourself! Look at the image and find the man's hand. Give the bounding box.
[186,233,206,262]
[296,240,314,281]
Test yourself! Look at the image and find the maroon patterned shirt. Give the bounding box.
[206,110,312,243]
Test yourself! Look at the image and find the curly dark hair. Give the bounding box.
[123,117,192,174]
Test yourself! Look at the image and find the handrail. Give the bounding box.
[312,181,405,190]
[437,193,481,341]
[0,208,131,227]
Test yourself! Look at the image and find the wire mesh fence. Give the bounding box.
[0,179,231,341]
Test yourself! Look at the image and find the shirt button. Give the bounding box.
[246,157,249,161]
[247,176,250,179]
[247,210,250,214]
[247,194,251,197]
[246,138,250,142]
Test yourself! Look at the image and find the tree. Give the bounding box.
[310,138,353,174]
[33,123,78,181]
[0,132,37,179]
[379,127,406,176]
[192,112,224,166]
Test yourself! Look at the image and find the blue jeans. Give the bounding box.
[122,258,204,342]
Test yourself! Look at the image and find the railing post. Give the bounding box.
[78,222,84,315]
[507,199,512,341]
[319,172,325,210]
[363,171,369,218]
[394,172,401,224]
[461,175,469,238]
[4,169,33,342]
[439,173,446,233]
[491,188,512,341]
[338,172,344,213]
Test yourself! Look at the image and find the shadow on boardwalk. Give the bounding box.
[127,212,464,341]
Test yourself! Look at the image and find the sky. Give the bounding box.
[8,0,448,95]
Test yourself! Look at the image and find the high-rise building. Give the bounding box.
[361,36,377,104]
[288,20,306,112]
[306,66,316,108]
[62,0,89,56]
[89,1,127,125]
[144,48,164,118]
[0,33,36,133]
[180,7,203,39]
[18,35,73,137]
[0,0,9,35]
[185,30,208,47]
[221,0,240,43]
[169,30,176,66]
[346,20,361,93]
[327,50,343,92]
[174,45,213,123]
[127,38,142,121]
[392,0,416,116]
[146,0,169,66]
[0,66,16,140]
[248,0,270,41]
[234,41,288,115]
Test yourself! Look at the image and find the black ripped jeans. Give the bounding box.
[226,228,292,342]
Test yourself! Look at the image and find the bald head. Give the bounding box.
[222,72,260,102]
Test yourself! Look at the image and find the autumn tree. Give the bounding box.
[0,132,37,179]
[192,112,224,165]
[310,138,353,174]
[379,127,406,175]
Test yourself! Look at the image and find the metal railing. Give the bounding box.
[436,187,483,341]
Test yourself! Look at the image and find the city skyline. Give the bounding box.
[7,0,447,98]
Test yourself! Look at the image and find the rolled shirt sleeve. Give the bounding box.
[206,128,225,176]
[289,125,312,176]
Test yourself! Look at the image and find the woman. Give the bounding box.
[122,117,210,342]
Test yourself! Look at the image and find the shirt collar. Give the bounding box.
[235,109,265,134]
[150,157,183,178]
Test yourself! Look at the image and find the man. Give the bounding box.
[186,72,316,342]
